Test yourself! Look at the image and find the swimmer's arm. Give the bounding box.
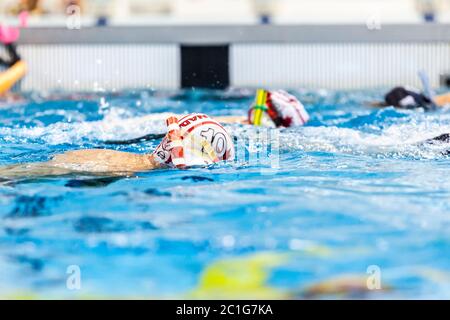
[0,150,163,179]
[49,149,162,173]
[434,93,450,107]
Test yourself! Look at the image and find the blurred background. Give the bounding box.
[2,0,450,91]
[1,0,450,26]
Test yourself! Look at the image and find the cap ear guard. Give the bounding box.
[185,134,219,164]
[165,116,186,169]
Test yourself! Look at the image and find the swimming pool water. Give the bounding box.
[0,88,449,299]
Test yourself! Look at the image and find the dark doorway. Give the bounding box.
[181,45,230,89]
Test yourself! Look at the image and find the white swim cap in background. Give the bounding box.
[153,113,235,168]
[248,90,309,128]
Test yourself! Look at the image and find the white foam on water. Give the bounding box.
[275,116,450,159]
[0,110,172,145]
[2,105,450,159]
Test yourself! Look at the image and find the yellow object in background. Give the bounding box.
[253,89,268,126]
[0,61,27,95]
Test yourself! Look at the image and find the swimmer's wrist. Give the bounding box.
[147,154,164,169]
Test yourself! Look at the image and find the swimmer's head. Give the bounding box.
[153,113,235,168]
[384,86,433,110]
[248,90,309,128]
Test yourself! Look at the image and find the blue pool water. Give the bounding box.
[0,88,449,299]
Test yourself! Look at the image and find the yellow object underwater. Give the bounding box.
[253,89,268,126]
[0,60,26,95]
[188,242,335,300]
[189,252,289,299]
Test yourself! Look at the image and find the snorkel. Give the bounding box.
[252,89,269,126]
[248,89,277,127]
[418,70,438,111]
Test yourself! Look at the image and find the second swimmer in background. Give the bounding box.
[107,89,310,145]
[199,89,309,128]
[371,86,450,110]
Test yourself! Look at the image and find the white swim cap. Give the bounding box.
[248,90,309,128]
[153,113,235,168]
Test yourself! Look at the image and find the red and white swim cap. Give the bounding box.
[153,113,235,168]
[248,90,309,128]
